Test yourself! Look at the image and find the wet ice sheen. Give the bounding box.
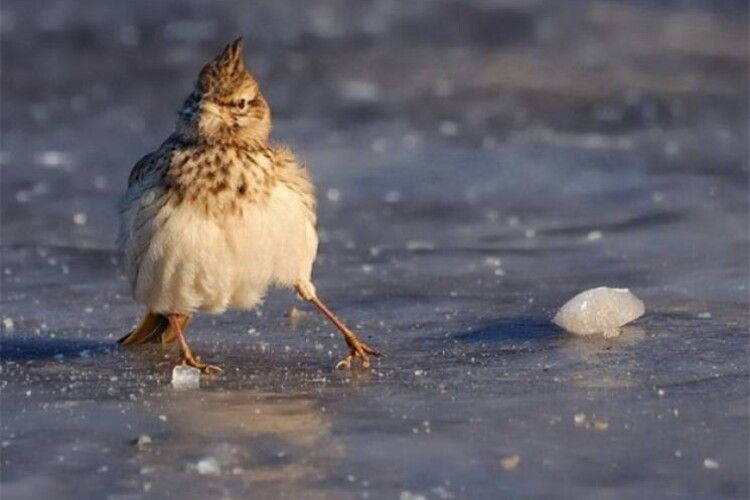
[553,287,645,337]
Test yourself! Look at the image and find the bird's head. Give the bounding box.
[177,38,271,144]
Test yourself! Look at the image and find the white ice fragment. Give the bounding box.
[574,413,586,425]
[500,454,520,470]
[171,365,200,389]
[586,230,603,241]
[703,458,719,469]
[194,456,221,475]
[484,257,502,267]
[133,434,151,447]
[326,188,341,203]
[72,212,88,225]
[554,287,645,336]
[2,317,14,331]
[697,312,712,319]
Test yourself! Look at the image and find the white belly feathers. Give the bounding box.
[127,183,317,314]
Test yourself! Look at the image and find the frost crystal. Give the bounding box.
[554,287,645,336]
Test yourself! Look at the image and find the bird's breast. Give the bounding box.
[166,145,276,217]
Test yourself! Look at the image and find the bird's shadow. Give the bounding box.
[0,337,114,362]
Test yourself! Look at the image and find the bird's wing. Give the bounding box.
[118,137,178,287]
[272,145,317,226]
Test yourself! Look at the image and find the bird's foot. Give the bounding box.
[181,355,223,375]
[335,341,382,370]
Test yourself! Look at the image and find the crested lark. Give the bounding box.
[117,38,381,373]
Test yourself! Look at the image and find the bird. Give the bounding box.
[117,38,381,373]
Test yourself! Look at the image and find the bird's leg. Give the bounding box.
[168,314,222,375]
[296,286,382,369]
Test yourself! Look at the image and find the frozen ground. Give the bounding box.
[1,0,748,498]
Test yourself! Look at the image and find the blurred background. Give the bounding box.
[1,1,748,499]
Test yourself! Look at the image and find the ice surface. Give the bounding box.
[171,365,201,389]
[553,287,645,337]
[1,1,748,499]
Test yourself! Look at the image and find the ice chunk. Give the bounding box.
[194,456,221,475]
[132,434,152,448]
[703,458,719,469]
[553,287,645,337]
[500,454,520,470]
[171,365,200,389]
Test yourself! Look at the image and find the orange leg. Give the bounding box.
[168,314,222,375]
[296,286,382,369]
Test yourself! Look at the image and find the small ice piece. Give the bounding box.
[553,287,645,337]
[72,212,88,225]
[194,456,221,475]
[703,458,719,469]
[2,317,14,331]
[500,454,520,470]
[326,188,341,203]
[586,230,603,241]
[132,434,152,447]
[171,365,200,389]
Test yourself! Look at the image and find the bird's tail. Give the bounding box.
[118,311,190,346]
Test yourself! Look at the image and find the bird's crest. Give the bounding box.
[197,38,252,97]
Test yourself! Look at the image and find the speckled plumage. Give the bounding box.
[119,39,317,315]
[118,39,380,371]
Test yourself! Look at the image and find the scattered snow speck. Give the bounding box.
[438,121,459,136]
[406,240,435,252]
[697,312,712,319]
[2,317,14,331]
[400,491,427,500]
[574,413,586,425]
[484,257,502,267]
[35,150,72,168]
[72,212,88,225]
[326,188,341,202]
[500,454,521,470]
[703,458,719,469]
[586,230,603,241]
[384,190,401,203]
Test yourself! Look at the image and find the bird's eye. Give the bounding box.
[237,99,246,109]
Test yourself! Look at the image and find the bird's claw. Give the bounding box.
[181,357,223,375]
[335,342,382,370]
